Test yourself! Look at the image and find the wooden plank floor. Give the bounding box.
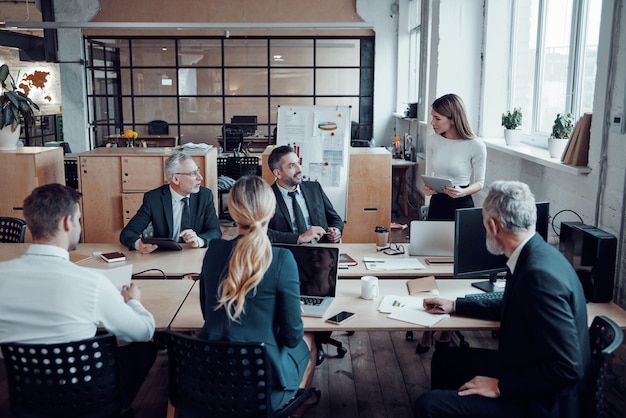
[0,331,498,418]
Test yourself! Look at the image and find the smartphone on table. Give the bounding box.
[325,311,356,325]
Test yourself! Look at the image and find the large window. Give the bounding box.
[509,0,601,147]
[85,36,374,148]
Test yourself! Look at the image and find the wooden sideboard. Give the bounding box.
[261,147,391,243]
[0,147,65,239]
[77,147,218,243]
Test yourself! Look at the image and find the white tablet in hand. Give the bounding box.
[421,175,454,193]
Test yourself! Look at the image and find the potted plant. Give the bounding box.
[548,113,574,158]
[501,107,522,145]
[0,64,40,150]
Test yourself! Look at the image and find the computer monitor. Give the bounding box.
[454,202,549,293]
[230,115,257,137]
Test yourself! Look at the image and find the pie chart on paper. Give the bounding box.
[318,121,337,131]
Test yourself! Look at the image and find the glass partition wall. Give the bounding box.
[85,36,374,148]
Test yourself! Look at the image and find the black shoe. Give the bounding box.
[415,343,430,354]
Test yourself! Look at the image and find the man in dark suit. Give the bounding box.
[120,152,221,253]
[267,145,343,244]
[414,181,590,418]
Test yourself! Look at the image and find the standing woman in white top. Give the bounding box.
[416,94,487,353]
[423,93,486,220]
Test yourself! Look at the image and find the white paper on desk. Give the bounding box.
[84,264,133,290]
[363,257,425,271]
[378,295,423,313]
[387,306,449,327]
[177,142,212,150]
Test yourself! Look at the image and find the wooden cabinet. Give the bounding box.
[0,147,65,232]
[261,147,391,243]
[0,147,66,205]
[342,148,392,243]
[78,147,218,243]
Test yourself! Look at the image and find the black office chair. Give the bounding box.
[0,217,27,243]
[223,126,245,153]
[164,330,312,418]
[148,119,169,135]
[217,156,260,219]
[583,315,624,417]
[1,334,124,418]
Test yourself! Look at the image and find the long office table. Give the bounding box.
[168,279,626,332]
[0,243,453,279]
[132,279,195,330]
[2,244,625,333]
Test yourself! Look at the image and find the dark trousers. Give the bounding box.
[427,192,474,221]
[118,341,158,407]
[414,347,523,418]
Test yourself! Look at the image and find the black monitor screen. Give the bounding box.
[230,115,257,136]
[454,202,549,290]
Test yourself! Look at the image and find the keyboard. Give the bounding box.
[301,296,324,306]
[464,292,504,301]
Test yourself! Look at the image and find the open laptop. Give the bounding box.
[408,220,455,256]
[273,244,339,317]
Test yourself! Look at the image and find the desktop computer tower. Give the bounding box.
[559,222,617,303]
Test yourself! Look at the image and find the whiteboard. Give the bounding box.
[276,105,351,220]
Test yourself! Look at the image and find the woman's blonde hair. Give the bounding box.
[432,93,475,139]
[215,175,276,321]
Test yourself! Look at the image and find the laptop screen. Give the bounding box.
[273,244,339,297]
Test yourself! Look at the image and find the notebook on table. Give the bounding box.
[273,244,339,318]
[408,220,455,256]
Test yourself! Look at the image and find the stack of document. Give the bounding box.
[177,143,213,150]
[378,295,449,327]
[363,257,425,271]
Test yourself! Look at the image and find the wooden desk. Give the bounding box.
[327,243,454,278]
[392,159,418,217]
[106,134,178,148]
[0,242,451,279]
[168,279,626,332]
[130,279,195,330]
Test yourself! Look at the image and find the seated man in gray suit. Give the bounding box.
[120,152,221,253]
[267,145,343,244]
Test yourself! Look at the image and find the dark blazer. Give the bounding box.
[268,181,344,244]
[456,234,591,418]
[120,184,221,250]
[198,239,309,404]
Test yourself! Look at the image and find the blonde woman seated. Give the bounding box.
[198,175,320,417]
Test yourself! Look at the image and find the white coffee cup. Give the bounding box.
[361,275,379,300]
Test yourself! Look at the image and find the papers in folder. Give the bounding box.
[363,257,425,271]
[378,295,449,327]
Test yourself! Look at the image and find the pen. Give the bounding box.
[427,304,445,312]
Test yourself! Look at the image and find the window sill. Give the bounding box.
[482,137,591,175]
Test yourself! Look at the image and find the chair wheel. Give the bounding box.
[406,331,414,341]
[459,340,470,349]
[337,347,347,358]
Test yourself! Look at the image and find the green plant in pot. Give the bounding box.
[548,113,574,159]
[0,64,40,150]
[502,107,522,145]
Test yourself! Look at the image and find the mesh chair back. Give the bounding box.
[166,331,273,417]
[0,217,27,243]
[165,330,310,418]
[585,315,624,417]
[148,120,169,135]
[1,334,123,418]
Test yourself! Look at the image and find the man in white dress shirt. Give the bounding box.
[0,183,157,410]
